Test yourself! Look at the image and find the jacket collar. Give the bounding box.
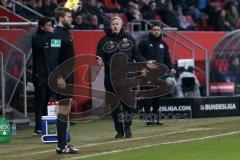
[148,33,162,42]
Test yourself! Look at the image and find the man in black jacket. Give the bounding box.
[32,17,52,135]
[138,23,176,125]
[48,7,78,154]
[97,16,157,138]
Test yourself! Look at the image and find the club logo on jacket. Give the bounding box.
[119,38,133,51]
[103,41,118,53]
[159,44,164,49]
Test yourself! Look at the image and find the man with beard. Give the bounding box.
[138,23,176,125]
[32,17,53,135]
[48,7,79,154]
[96,16,157,138]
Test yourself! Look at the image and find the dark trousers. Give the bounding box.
[34,83,49,131]
[142,98,160,123]
[106,85,133,135]
[111,102,133,135]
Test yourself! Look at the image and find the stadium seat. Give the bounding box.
[156,15,162,21]
[102,0,118,9]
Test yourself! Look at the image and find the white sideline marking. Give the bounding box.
[65,131,240,160]
[9,129,200,157]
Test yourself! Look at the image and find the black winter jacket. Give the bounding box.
[97,29,146,89]
[31,29,52,85]
[48,26,75,85]
[138,33,172,69]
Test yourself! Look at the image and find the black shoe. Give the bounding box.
[115,133,124,138]
[146,122,154,125]
[124,128,132,138]
[56,144,79,154]
[155,122,163,125]
[33,130,42,135]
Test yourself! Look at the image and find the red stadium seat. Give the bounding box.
[102,0,118,9]
[210,2,225,9]
[156,15,162,21]
[213,59,229,72]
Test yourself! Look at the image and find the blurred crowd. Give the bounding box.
[1,0,240,31]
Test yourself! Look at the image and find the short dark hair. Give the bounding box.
[54,7,72,22]
[151,22,161,29]
[38,17,52,28]
[149,0,156,5]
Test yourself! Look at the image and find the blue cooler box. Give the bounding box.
[41,116,70,143]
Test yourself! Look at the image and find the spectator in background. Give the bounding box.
[204,0,221,27]
[35,0,43,14]
[229,57,240,73]
[0,0,12,10]
[82,14,100,30]
[160,1,180,28]
[228,56,240,84]
[198,0,207,10]
[57,0,66,6]
[85,0,109,25]
[155,0,166,11]
[73,13,86,30]
[186,1,208,25]
[42,0,57,17]
[25,0,38,20]
[176,5,195,31]
[142,0,158,20]
[171,0,188,14]
[89,14,100,29]
[215,9,234,31]
[41,0,52,16]
[126,1,143,22]
[133,0,150,9]
[26,0,36,10]
[101,0,126,13]
[72,0,92,25]
[226,3,239,29]
[116,0,132,8]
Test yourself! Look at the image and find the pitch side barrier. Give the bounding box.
[156,96,240,118]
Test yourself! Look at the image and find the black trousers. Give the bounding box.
[106,85,133,135]
[141,98,160,123]
[34,83,49,131]
[111,102,133,135]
